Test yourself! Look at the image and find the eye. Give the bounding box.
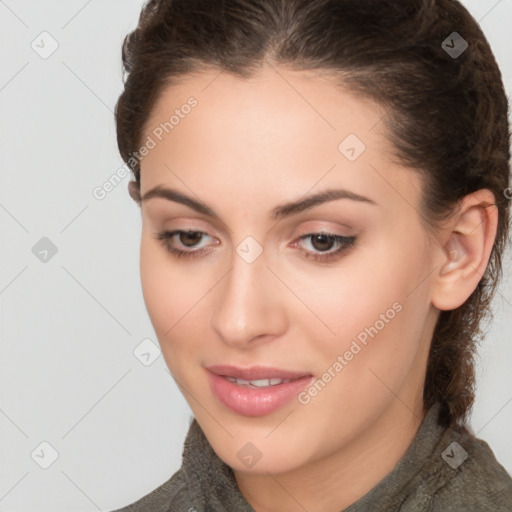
[154,230,216,259]
[294,232,356,262]
[154,229,356,262]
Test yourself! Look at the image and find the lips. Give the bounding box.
[206,364,311,381]
[206,364,314,416]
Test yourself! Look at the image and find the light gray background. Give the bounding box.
[0,1,511,510]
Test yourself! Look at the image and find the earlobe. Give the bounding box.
[431,189,498,311]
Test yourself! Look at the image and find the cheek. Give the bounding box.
[291,227,432,368]
[140,238,171,335]
[139,235,221,371]
[139,236,196,341]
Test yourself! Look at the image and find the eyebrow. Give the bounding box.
[141,185,377,220]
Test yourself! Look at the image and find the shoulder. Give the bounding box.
[425,428,512,511]
[109,468,192,512]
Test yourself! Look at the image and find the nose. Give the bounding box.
[210,248,288,349]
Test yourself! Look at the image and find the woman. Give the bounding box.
[112,0,512,510]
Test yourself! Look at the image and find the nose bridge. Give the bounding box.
[210,243,284,346]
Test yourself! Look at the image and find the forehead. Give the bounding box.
[144,66,387,144]
[139,66,422,218]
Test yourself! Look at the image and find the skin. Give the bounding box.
[135,65,498,512]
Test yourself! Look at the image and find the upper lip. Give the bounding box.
[206,364,312,380]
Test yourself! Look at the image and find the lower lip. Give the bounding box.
[207,372,314,416]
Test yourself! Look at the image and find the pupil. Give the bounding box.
[312,234,333,251]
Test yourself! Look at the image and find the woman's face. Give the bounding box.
[138,66,440,474]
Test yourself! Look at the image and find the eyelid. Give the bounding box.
[144,206,230,238]
[292,220,354,236]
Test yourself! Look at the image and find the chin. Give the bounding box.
[194,410,320,475]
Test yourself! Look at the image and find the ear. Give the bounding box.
[128,180,142,204]
[431,188,498,311]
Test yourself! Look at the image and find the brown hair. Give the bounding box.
[115,0,511,427]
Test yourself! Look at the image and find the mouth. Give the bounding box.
[205,364,314,416]
[224,376,294,387]
[206,364,312,385]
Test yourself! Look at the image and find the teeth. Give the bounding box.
[224,376,292,387]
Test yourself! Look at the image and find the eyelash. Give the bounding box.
[154,230,356,262]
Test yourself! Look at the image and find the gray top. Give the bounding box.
[112,403,512,511]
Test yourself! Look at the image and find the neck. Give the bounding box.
[234,396,426,512]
